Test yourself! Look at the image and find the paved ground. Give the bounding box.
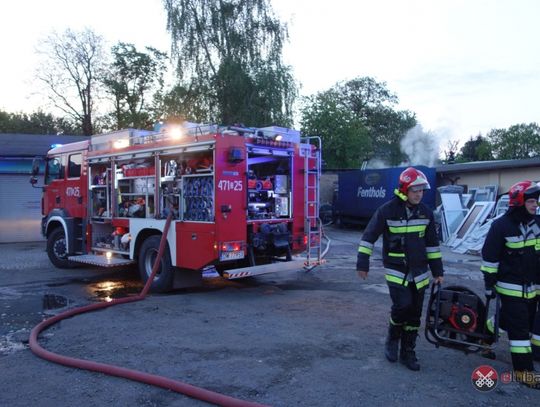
[0,225,537,406]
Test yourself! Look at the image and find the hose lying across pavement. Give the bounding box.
[29,212,267,407]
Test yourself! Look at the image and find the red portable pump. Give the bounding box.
[425,283,499,354]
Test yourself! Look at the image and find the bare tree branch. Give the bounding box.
[36,28,106,135]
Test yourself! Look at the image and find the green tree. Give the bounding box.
[457,134,493,162]
[300,77,416,168]
[339,77,399,120]
[161,82,211,123]
[300,90,371,169]
[367,106,416,165]
[103,42,168,130]
[337,78,416,165]
[36,28,106,136]
[487,123,540,159]
[0,109,81,135]
[163,0,296,126]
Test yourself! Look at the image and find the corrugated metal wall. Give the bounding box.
[0,174,44,242]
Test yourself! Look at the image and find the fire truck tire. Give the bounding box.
[138,235,173,292]
[46,227,76,269]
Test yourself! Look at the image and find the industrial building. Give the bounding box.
[0,134,87,243]
[436,157,540,194]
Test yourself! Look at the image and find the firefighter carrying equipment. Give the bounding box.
[425,284,498,354]
[357,193,442,371]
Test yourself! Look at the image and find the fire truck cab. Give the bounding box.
[38,123,321,292]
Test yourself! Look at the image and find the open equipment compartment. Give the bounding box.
[246,145,292,220]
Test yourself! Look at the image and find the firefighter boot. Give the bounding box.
[400,330,420,371]
[384,323,402,363]
[512,353,540,389]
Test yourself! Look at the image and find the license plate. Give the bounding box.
[220,251,245,261]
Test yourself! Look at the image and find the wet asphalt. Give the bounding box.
[1,227,537,406]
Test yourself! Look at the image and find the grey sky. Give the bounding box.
[1,0,538,147]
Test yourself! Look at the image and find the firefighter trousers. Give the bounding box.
[388,282,426,330]
[499,295,537,371]
[532,298,540,359]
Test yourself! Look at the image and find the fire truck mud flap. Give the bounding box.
[223,259,305,279]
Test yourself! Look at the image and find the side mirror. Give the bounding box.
[31,157,41,176]
[29,157,42,188]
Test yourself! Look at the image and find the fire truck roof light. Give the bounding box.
[113,139,129,149]
[168,126,184,139]
[50,143,63,149]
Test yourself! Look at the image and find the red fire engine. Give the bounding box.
[32,123,322,291]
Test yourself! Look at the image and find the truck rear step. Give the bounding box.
[68,254,135,267]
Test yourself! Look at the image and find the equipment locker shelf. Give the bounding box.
[89,165,111,219]
[116,175,155,218]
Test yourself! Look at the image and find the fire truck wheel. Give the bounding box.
[138,235,173,292]
[46,227,75,269]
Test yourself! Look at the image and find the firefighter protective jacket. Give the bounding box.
[356,197,443,290]
[481,212,540,299]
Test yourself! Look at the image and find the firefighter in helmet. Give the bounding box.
[481,180,540,389]
[356,167,444,371]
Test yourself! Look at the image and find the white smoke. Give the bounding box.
[400,124,440,167]
[364,158,390,169]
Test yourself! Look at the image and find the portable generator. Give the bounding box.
[425,283,499,353]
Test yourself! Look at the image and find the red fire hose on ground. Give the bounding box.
[29,213,267,407]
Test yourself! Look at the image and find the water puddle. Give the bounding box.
[87,280,143,302]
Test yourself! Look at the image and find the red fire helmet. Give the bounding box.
[508,180,540,207]
[397,167,431,196]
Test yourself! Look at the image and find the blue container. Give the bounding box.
[333,165,436,225]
